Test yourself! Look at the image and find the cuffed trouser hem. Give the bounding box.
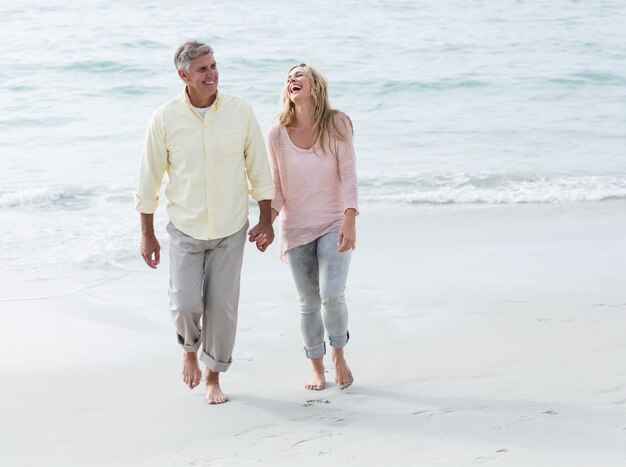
[177,334,201,353]
[304,341,326,359]
[329,330,350,349]
[200,350,232,373]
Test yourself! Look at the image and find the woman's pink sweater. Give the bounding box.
[267,120,359,261]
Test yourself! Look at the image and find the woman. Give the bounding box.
[254,63,358,390]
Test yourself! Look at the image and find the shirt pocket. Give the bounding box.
[216,128,245,160]
[166,126,203,169]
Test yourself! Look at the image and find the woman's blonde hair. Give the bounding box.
[277,63,352,155]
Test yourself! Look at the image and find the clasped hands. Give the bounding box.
[248,221,274,252]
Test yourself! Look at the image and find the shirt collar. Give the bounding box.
[182,87,222,111]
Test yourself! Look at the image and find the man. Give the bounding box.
[135,40,274,404]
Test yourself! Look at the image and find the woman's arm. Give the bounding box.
[334,113,359,252]
[254,126,284,249]
[338,208,357,252]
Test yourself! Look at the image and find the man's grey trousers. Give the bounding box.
[167,221,247,372]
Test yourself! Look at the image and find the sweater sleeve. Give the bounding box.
[334,114,359,214]
[267,125,285,214]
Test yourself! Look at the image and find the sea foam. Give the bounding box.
[360,173,626,205]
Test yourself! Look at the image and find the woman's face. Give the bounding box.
[286,66,312,103]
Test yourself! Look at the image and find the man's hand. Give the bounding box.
[248,200,275,252]
[248,221,274,252]
[141,233,161,268]
[140,213,160,268]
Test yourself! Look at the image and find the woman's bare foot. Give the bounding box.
[205,369,229,404]
[332,348,354,390]
[182,352,202,389]
[305,357,326,390]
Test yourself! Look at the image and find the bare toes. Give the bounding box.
[205,383,229,404]
[305,380,325,390]
[335,369,353,390]
[191,370,202,388]
[207,395,229,404]
[338,380,353,390]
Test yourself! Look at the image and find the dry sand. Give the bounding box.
[2,201,626,466]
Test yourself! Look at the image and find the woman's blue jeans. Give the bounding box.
[286,231,352,359]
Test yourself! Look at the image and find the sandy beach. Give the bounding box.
[3,0,626,465]
[2,200,626,466]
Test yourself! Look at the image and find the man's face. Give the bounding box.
[178,53,219,102]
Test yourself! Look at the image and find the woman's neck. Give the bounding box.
[292,102,316,129]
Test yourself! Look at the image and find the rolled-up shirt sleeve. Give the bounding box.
[243,103,275,202]
[134,110,168,214]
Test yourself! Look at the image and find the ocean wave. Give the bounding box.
[58,60,148,74]
[0,186,98,209]
[383,79,490,92]
[120,39,165,49]
[0,116,76,128]
[547,71,626,87]
[338,78,491,97]
[108,85,159,95]
[359,173,626,205]
[3,175,625,210]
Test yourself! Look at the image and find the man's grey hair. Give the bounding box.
[174,40,214,72]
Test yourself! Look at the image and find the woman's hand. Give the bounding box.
[338,208,357,252]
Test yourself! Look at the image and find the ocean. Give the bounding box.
[1,0,625,300]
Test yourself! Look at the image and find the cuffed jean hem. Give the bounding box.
[304,341,326,359]
[199,351,232,373]
[329,330,350,349]
[177,334,202,353]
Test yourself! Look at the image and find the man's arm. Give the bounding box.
[248,200,274,252]
[242,102,275,253]
[136,109,167,268]
[140,213,161,268]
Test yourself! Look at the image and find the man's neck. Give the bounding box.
[186,87,217,108]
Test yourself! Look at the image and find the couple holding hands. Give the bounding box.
[136,40,358,404]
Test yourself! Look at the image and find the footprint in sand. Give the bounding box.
[319,415,346,423]
[515,415,535,423]
[596,384,626,394]
[235,356,254,362]
[304,399,330,407]
[474,448,509,463]
[411,408,454,417]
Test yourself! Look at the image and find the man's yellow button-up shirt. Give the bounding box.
[135,90,275,240]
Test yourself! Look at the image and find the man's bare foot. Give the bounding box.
[305,357,326,390]
[332,348,354,390]
[182,352,202,389]
[205,369,229,404]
